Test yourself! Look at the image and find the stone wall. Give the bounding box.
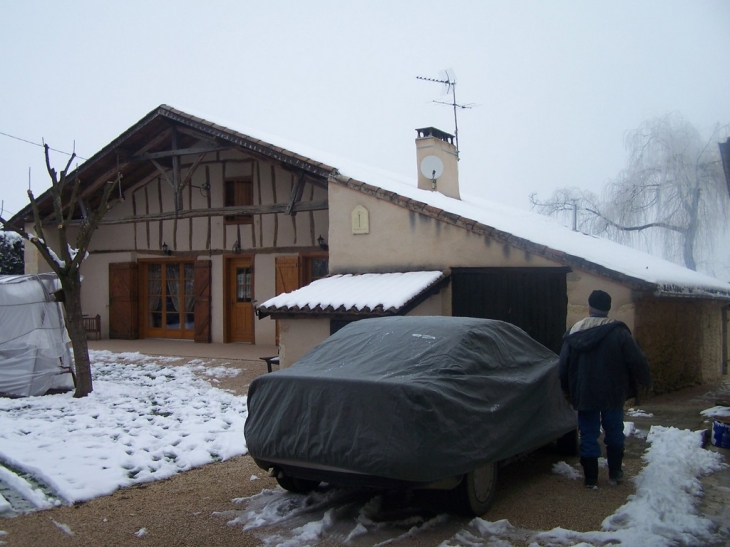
[635,298,726,393]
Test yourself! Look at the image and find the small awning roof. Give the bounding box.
[256,271,449,319]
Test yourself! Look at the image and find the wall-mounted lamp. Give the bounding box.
[161,242,172,256]
[232,240,241,254]
[317,234,328,251]
[191,181,210,197]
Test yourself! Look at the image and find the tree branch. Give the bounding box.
[585,208,686,234]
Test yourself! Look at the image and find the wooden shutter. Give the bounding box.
[194,260,212,343]
[109,262,139,339]
[276,256,300,295]
[274,256,300,345]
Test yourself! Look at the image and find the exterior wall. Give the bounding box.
[78,251,136,339]
[328,183,559,274]
[329,182,636,329]
[634,298,725,393]
[92,149,328,255]
[277,292,445,367]
[252,253,277,345]
[23,224,58,275]
[26,146,328,345]
[278,317,331,366]
[565,270,635,332]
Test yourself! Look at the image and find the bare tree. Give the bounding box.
[0,144,118,397]
[532,113,729,272]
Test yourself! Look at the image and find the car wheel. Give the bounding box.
[275,474,320,494]
[556,428,579,456]
[452,462,498,516]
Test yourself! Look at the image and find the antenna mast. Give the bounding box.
[416,69,473,159]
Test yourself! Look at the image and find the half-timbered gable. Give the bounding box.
[14,105,332,345]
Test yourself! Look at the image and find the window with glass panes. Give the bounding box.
[146,262,195,334]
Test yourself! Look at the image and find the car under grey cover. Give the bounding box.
[245,316,577,485]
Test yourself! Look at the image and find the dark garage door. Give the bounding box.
[452,267,569,354]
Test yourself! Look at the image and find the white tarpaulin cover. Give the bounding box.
[0,274,74,397]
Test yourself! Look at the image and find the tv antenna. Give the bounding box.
[416,69,474,159]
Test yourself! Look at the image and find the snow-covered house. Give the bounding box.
[9,106,730,393]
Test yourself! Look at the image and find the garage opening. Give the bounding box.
[451,267,569,354]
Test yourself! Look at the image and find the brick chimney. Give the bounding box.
[416,127,459,200]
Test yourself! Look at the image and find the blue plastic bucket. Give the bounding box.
[712,420,730,449]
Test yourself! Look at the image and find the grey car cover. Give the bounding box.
[245,316,577,484]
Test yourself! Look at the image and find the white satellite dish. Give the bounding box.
[420,155,444,180]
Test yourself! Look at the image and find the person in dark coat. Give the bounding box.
[559,290,652,489]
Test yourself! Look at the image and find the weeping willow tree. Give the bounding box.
[532,113,729,273]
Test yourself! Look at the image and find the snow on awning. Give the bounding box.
[256,271,449,319]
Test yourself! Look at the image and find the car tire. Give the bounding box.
[452,462,498,516]
[275,474,320,494]
[555,428,579,456]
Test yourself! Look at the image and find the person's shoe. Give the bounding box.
[607,446,624,486]
[608,470,624,486]
[580,457,599,489]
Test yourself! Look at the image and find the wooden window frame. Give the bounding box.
[138,259,196,340]
[224,176,254,225]
[300,252,329,286]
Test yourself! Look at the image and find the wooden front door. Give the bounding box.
[226,257,254,343]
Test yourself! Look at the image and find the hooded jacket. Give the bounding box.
[558,317,651,412]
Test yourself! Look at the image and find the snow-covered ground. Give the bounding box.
[1,351,728,546]
[0,350,248,510]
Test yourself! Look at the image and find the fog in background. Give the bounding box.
[1,1,729,272]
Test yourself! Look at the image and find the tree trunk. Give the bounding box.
[683,187,701,271]
[61,278,93,398]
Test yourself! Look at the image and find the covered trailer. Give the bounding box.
[0,274,74,397]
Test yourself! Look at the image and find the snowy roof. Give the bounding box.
[14,105,729,299]
[175,106,730,299]
[256,271,448,318]
[330,175,730,299]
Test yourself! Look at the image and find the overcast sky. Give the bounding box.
[1,0,729,218]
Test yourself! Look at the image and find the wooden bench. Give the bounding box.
[82,314,101,340]
[259,355,279,373]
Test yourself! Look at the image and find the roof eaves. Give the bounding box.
[652,285,730,301]
[158,106,336,178]
[256,272,450,320]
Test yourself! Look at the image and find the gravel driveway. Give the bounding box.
[1,356,728,547]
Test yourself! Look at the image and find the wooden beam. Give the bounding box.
[285,171,307,216]
[175,125,221,145]
[172,127,181,219]
[131,145,229,162]
[41,129,175,222]
[151,159,173,186]
[179,153,207,193]
[80,200,329,226]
